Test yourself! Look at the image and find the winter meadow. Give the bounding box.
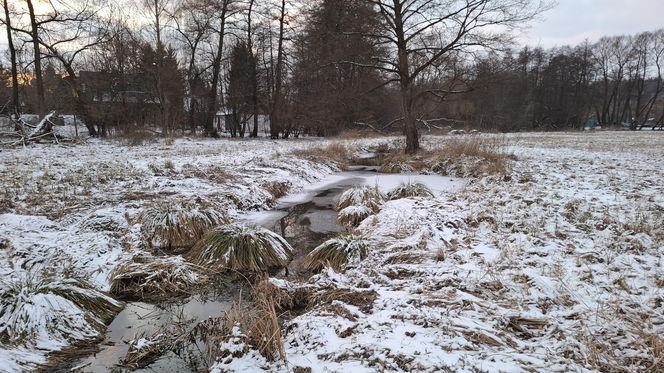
[0,0,663,372]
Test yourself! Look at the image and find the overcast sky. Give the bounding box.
[1,0,662,51]
[519,0,664,48]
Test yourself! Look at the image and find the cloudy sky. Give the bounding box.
[519,0,664,48]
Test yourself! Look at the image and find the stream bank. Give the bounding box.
[53,168,463,372]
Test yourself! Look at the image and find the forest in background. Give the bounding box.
[0,0,663,150]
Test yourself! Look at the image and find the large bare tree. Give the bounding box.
[365,0,552,153]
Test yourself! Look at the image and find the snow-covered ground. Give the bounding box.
[1,132,663,372]
[0,137,355,370]
[214,132,664,372]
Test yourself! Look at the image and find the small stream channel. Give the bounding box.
[54,167,463,373]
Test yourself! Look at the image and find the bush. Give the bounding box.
[0,273,121,346]
[189,223,294,272]
[138,200,228,251]
[387,181,434,200]
[303,235,369,272]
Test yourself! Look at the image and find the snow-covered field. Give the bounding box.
[1,132,663,372]
[214,132,664,372]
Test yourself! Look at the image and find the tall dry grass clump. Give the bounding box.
[110,255,207,299]
[138,200,228,252]
[289,142,349,166]
[430,136,514,177]
[387,181,434,200]
[303,235,369,272]
[0,273,121,345]
[189,223,294,272]
[335,185,385,212]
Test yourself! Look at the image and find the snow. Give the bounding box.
[211,131,664,372]
[1,132,663,372]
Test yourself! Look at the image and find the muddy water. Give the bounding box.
[57,168,463,372]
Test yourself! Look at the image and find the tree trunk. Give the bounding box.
[270,0,286,139]
[393,0,419,154]
[26,0,45,115]
[247,0,260,138]
[206,2,227,137]
[3,0,20,118]
[402,88,419,154]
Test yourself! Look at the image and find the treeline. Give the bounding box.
[0,0,661,148]
[458,30,664,131]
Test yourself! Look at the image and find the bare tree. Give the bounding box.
[268,0,286,139]
[206,0,234,136]
[25,0,44,115]
[171,0,215,134]
[2,0,20,117]
[365,0,552,153]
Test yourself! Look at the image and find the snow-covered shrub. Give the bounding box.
[0,273,121,346]
[303,235,369,272]
[110,255,207,299]
[335,185,385,213]
[387,181,434,200]
[138,200,228,251]
[189,223,294,272]
[337,205,373,227]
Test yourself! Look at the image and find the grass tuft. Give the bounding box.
[429,136,514,177]
[387,181,434,200]
[337,205,373,227]
[110,255,207,300]
[0,273,122,346]
[138,199,228,251]
[335,185,385,213]
[189,223,294,272]
[303,235,369,272]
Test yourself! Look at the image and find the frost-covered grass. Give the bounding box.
[110,255,206,299]
[335,185,385,212]
[303,235,369,273]
[137,199,227,251]
[0,273,121,347]
[386,181,434,200]
[190,223,294,272]
[337,205,373,228]
[209,131,664,372]
[0,136,389,369]
[2,132,664,372]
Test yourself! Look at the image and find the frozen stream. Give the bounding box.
[54,168,463,372]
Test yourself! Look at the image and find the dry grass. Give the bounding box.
[212,288,287,362]
[314,288,378,314]
[121,332,175,369]
[188,223,294,273]
[0,273,122,346]
[335,185,385,212]
[138,199,228,252]
[290,142,349,166]
[387,181,434,200]
[262,180,291,200]
[109,255,207,300]
[429,136,515,177]
[303,235,369,273]
[252,279,311,312]
[337,205,373,228]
